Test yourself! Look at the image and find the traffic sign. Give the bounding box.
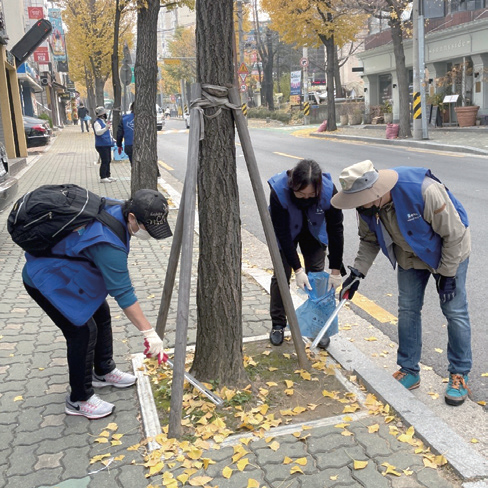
[238,62,249,74]
[120,63,132,86]
[239,73,248,83]
[240,84,247,93]
[300,57,309,67]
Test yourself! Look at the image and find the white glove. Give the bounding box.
[295,268,312,291]
[328,273,343,291]
[142,328,165,362]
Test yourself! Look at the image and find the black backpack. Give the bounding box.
[7,184,127,257]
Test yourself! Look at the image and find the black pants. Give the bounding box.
[125,145,133,165]
[24,283,116,402]
[270,230,325,328]
[81,119,89,132]
[96,145,112,179]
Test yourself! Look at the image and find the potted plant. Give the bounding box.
[454,98,479,127]
[382,99,393,124]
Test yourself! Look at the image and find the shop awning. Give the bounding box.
[17,72,43,93]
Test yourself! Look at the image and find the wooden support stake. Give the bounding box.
[168,83,202,438]
[229,87,310,370]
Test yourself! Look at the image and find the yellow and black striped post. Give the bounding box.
[241,103,247,117]
[184,104,188,113]
[303,101,310,117]
[413,92,421,120]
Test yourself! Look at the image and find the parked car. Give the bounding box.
[0,143,18,212]
[156,105,165,131]
[23,115,52,148]
[183,111,190,129]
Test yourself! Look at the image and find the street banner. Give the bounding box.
[290,71,302,96]
[48,8,67,63]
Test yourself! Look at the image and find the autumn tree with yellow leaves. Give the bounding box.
[261,0,366,130]
[60,0,134,112]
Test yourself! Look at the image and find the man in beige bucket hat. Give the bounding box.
[331,160,472,406]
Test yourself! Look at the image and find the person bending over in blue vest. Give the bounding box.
[94,106,116,183]
[332,160,472,406]
[117,102,134,164]
[22,189,172,419]
[268,159,345,348]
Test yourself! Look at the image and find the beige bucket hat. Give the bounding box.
[331,160,398,209]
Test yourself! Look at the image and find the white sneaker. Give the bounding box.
[108,177,117,182]
[100,178,112,183]
[92,368,137,388]
[65,394,114,419]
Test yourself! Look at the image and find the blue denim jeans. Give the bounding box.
[397,258,472,376]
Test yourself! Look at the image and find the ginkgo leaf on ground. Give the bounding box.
[237,458,249,471]
[222,466,233,479]
[290,465,304,474]
[381,462,402,476]
[188,475,213,486]
[294,457,307,466]
[353,460,368,470]
[247,480,260,488]
[283,456,293,464]
[368,424,379,433]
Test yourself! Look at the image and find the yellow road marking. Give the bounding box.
[274,151,303,160]
[158,161,174,171]
[351,293,398,324]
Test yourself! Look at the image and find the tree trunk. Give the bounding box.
[320,32,337,131]
[264,29,274,110]
[388,11,412,138]
[132,0,159,195]
[111,0,122,135]
[191,0,248,387]
[334,48,343,99]
[94,77,105,107]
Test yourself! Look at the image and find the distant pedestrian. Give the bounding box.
[268,159,345,348]
[165,107,170,119]
[117,102,134,164]
[22,189,172,419]
[77,103,90,133]
[332,160,472,406]
[94,106,115,183]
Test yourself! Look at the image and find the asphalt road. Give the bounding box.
[158,118,487,404]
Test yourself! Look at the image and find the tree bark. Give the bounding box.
[334,48,343,99]
[132,0,160,194]
[388,11,412,138]
[191,0,248,387]
[320,31,337,131]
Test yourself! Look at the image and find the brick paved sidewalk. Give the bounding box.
[0,126,470,488]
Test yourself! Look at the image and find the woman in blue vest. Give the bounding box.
[117,102,134,164]
[268,159,345,347]
[22,189,172,419]
[94,106,115,183]
[332,160,472,406]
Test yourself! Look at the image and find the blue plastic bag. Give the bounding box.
[294,271,339,339]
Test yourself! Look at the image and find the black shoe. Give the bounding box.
[318,335,330,350]
[270,326,285,346]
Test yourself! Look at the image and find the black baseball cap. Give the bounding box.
[129,189,172,239]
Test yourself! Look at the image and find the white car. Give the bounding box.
[183,111,190,129]
[156,105,165,131]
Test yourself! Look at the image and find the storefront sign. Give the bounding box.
[28,7,44,19]
[34,47,49,63]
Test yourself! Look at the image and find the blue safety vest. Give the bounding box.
[360,166,468,269]
[24,203,130,325]
[95,118,113,147]
[268,171,334,246]
[121,113,134,146]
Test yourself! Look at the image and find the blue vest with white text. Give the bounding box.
[95,118,113,147]
[24,203,130,325]
[268,171,334,246]
[360,166,468,269]
[121,113,134,146]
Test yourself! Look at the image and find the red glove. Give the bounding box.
[117,147,122,155]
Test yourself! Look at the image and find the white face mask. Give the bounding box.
[131,220,152,240]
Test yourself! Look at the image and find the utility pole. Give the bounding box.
[412,0,428,140]
[302,46,309,125]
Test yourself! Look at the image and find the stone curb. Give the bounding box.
[311,132,488,156]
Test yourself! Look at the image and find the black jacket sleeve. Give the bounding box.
[116,120,124,147]
[269,188,301,270]
[325,185,344,270]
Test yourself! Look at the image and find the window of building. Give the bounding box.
[379,74,392,104]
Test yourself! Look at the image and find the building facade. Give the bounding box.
[359,4,488,124]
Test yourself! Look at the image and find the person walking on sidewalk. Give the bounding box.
[22,189,172,419]
[77,103,90,133]
[268,159,345,348]
[94,106,116,183]
[332,160,472,406]
[117,102,134,164]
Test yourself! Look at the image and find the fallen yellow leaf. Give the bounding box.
[188,475,213,486]
[471,438,479,444]
[330,474,339,480]
[381,462,402,477]
[95,438,109,444]
[290,465,303,474]
[365,337,378,341]
[237,458,249,471]
[283,456,293,464]
[222,466,233,479]
[285,380,294,388]
[435,348,443,353]
[13,396,23,402]
[106,422,118,431]
[269,441,280,451]
[368,424,380,433]
[247,479,260,488]
[353,460,368,470]
[294,457,307,466]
